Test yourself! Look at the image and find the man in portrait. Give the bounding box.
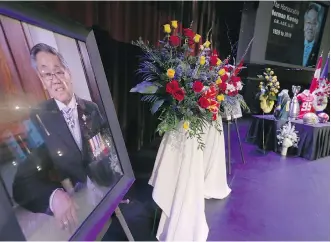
[287,3,322,67]
[12,43,121,230]
[301,3,321,67]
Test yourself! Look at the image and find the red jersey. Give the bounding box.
[297,92,314,118]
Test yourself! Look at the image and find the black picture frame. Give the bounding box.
[0,2,135,241]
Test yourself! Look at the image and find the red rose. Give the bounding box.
[230,76,241,88]
[198,97,210,109]
[210,56,218,66]
[183,28,195,38]
[212,114,217,121]
[173,88,185,101]
[221,74,229,82]
[183,28,195,45]
[166,80,179,94]
[218,82,227,92]
[228,90,238,96]
[169,36,180,47]
[192,81,204,93]
[188,39,195,46]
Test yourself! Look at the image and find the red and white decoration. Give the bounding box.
[309,54,323,94]
[312,53,330,112]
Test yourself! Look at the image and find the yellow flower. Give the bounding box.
[171,20,178,29]
[183,121,190,130]
[270,92,275,96]
[275,89,279,93]
[163,24,171,33]
[273,76,277,80]
[217,94,225,102]
[218,68,226,76]
[270,71,274,75]
[267,68,271,71]
[203,40,211,48]
[276,81,279,86]
[260,82,264,85]
[216,58,222,66]
[167,68,175,79]
[200,56,206,65]
[216,77,222,85]
[265,76,269,80]
[193,34,201,43]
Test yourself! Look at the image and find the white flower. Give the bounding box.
[226,83,236,92]
[236,82,243,91]
[277,122,299,148]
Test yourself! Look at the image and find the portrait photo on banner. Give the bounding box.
[0,13,123,241]
[265,1,326,68]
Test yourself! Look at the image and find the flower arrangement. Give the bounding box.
[277,121,299,148]
[130,20,250,149]
[257,68,280,113]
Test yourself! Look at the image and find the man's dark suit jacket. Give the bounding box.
[286,32,319,68]
[12,97,106,214]
[290,40,319,68]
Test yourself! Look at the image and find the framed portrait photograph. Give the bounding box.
[0,2,135,241]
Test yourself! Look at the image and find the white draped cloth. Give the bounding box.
[149,119,231,241]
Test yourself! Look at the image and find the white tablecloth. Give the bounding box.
[149,119,231,241]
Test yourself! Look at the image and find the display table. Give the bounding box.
[246,115,330,160]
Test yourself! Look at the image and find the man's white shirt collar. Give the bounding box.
[54,94,77,111]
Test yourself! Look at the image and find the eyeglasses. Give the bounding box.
[40,70,65,81]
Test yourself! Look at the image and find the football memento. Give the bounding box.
[318,112,329,123]
[303,112,319,125]
[274,89,291,120]
[297,90,314,119]
[289,85,301,120]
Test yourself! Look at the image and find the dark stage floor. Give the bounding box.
[103,119,330,241]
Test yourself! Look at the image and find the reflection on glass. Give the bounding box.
[0,15,123,240]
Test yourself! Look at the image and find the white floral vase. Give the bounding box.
[281,137,293,156]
